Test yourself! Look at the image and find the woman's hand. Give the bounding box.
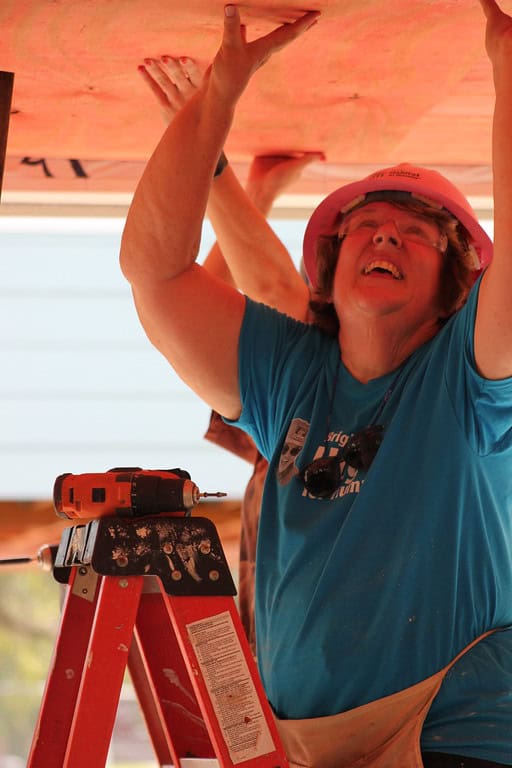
[138,56,204,124]
[207,5,319,107]
[478,0,512,65]
[139,5,319,125]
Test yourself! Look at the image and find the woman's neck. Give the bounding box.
[337,315,439,383]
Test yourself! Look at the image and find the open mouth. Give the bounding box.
[363,260,403,280]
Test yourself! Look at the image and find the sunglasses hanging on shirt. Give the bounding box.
[300,364,403,499]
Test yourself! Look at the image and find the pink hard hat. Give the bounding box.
[302,163,493,289]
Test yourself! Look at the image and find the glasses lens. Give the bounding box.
[301,426,385,497]
[339,210,445,251]
[342,425,384,471]
[301,457,341,498]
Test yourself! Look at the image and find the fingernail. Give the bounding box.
[179,56,190,64]
[144,58,153,66]
[137,65,146,72]
[225,5,236,16]
[161,55,170,63]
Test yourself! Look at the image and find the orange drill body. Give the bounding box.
[54,467,201,520]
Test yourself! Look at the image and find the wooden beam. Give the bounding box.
[0,71,14,201]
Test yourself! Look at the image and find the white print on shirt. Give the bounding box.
[301,430,361,500]
[276,418,310,486]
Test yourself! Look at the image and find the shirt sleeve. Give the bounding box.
[444,276,512,455]
[225,299,332,460]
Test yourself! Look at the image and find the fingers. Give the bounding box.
[477,0,512,59]
[210,5,320,106]
[139,56,203,120]
[161,56,197,98]
[251,152,323,174]
[252,10,320,57]
[478,0,512,26]
[478,0,500,17]
[223,3,319,47]
[248,152,323,196]
[282,151,325,172]
[292,151,326,163]
[222,5,245,49]
[138,63,171,110]
[179,57,203,88]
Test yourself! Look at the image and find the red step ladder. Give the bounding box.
[27,513,288,768]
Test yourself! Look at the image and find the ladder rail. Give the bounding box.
[27,514,290,768]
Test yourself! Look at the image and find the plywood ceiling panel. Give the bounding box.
[0,0,496,200]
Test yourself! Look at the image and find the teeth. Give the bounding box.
[364,260,403,280]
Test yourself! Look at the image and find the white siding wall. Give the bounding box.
[0,215,304,500]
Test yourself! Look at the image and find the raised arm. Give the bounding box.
[120,6,319,418]
[474,0,512,378]
[206,156,313,320]
[138,55,237,289]
[138,55,314,320]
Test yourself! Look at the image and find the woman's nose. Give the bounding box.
[372,221,402,248]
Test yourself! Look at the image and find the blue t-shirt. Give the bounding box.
[230,280,512,763]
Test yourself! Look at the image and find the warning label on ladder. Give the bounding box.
[187,611,276,765]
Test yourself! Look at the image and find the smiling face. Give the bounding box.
[331,201,447,332]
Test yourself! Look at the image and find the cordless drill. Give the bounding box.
[53,467,226,520]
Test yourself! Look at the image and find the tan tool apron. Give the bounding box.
[274,630,496,768]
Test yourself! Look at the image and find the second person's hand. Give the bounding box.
[138,56,204,124]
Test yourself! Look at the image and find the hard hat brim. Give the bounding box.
[302,164,493,289]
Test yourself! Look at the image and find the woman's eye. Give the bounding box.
[404,225,429,238]
[353,218,378,230]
